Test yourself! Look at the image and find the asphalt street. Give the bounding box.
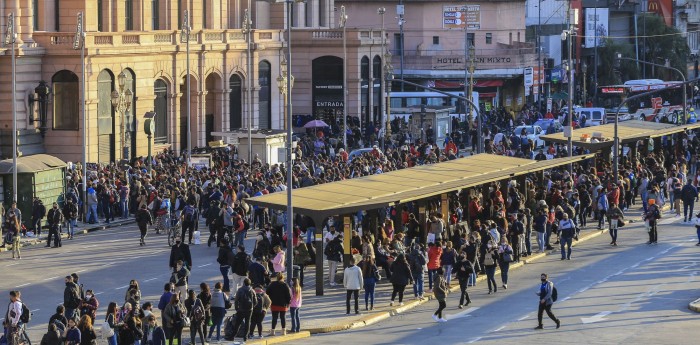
[0,222,251,342]
[288,215,700,345]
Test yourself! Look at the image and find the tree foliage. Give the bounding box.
[634,14,690,80]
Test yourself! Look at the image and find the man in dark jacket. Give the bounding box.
[62,199,78,240]
[206,200,222,247]
[63,275,81,320]
[230,245,250,292]
[31,198,46,237]
[248,256,270,288]
[232,278,256,342]
[169,237,192,270]
[681,179,699,222]
[136,204,153,246]
[46,202,63,248]
[325,235,344,286]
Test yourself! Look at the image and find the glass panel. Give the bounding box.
[229,75,242,129]
[154,80,168,143]
[259,62,271,129]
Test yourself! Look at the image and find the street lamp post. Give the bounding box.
[378,7,386,147]
[242,7,253,162]
[72,12,87,221]
[562,5,576,174]
[5,13,17,203]
[339,6,348,150]
[111,71,133,162]
[181,10,191,164]
[468,45,478,153]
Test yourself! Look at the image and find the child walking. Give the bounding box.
[290,278,302,333]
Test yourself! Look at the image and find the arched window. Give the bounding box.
[97,69,114,163]
[154,79,169,144]
[258,61,272,129]
[373,55,383,124]
[52,70,80,131]
[229,74,243,129]
[361,56,370,126]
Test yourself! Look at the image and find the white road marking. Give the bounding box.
[44,276,59,281]
[116,285,129,290]
[581,311,612,324]
[94,292,104,295]
[75,269,87,273]
[494,325,506,332]
[144,278,158,282]
[197,263,212,268]
[30,309,40,312]
[468,337,482,343]
[517,313,531,321]
[445,307,479,320]
[17,283,30,288]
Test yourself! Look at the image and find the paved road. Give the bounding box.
[0,221,250,342]
[288,216,700,345]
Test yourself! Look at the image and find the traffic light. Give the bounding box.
[613,52,622,78]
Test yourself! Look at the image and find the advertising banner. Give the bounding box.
[443,5,480,30]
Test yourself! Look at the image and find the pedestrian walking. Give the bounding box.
[182,201,199,245]
[431,268,448,322]
[441,241,456,287]
[644,199,662,244]
[162,294,185,345]
[289,278,302,333]
[359,256,379,310]
[681,179,698,222]
[427,241,443,291]
[389,253,413,306]
[455,250,473,308]
[497,237,513,289]
[694,212,700,246]
[104,302,118,345]
[343,257,363,314]
[170,260,190,298]
[125,280,142,313]
[185,290,206,345]
[266,273,291,337]
[142,315,166,345]
[7,212,21,259]
[232,278,256,343]
[484,240,498,294]
[169,238,192,271]
[607,203,624,246]
[64,276,81,321]
[216,240,234,292]
[534,273,560,330]
[408,243,427,300]
[558,213,575,260]
[135,204,153,246]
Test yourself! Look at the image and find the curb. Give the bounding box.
[0,219,135,252]
[689,298,700,313]
[246,331,311,345]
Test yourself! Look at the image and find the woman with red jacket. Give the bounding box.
[427,241,443,292]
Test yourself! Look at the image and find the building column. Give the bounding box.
[171,92,182,154]
[220,89,229,133]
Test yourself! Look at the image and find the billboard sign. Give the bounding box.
[443,5,480,30]
[584,8,609,48]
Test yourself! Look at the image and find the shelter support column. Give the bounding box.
[312,214,327,296]
[343,215,352,267]
[441,194,450,240]
[395,203,404,234]
[418,203,427,245]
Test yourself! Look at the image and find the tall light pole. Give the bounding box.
[469,45,480,153]
[537,0,542,109]
[242,7,253,162]
[181,10,191,164]
[593,3,598,106]
[5,13,17,203]
[111,72,133,162]
[339,6,348,150]
[73,12,87,220]
[562,3,575,174]
[463,5,469,125]
[380,7,386,138]
[384,50,393,149]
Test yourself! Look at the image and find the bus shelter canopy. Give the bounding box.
[246,153,593,219]
[540,120,700,150]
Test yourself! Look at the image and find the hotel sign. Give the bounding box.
[443,5,480,30]
[432,55,514,69]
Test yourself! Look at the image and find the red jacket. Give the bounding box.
[427,246,443,270]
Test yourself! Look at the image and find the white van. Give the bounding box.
[577,107,607,127]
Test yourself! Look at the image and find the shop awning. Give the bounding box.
[540,120,700,150]
[246,153,593,218]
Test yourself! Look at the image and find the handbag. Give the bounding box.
[224,297,232,310]
[503,252,513,263]
[427,233,436,243]
[617,219,626,227]
[100,320,115,338]
[373,267,382,281]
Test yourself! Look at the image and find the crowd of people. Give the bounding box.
[4,108,700,344]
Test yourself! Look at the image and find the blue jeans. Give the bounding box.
[641,192,648,213]
[289,307,300,332]
[536,231,546,252]
[208,307,225,340]
[485,266,497,292]
[443,264,453,285]
[363,277,376,307]
[428,269,437,290]
[560,236,573,259]
[107,333,117,345]
[219,266,230,292]
[102,200,112,222]
[234,231,245,247]
[88,205,98,223]
[696,226,700,243]
[413,274,424,297]
[120,199,129,219]
[499,261,510,285]
[65,220,74,237]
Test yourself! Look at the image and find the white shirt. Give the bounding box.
[8,300,22,326]
[324,231,338,243]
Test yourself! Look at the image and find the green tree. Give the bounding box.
[636,14,690,80]
[596,39,639,85]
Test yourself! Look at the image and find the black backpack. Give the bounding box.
[551,286,558,302]
[184,206,196,222]
[236,287,255,311]
[20,302,32,323]
[252,291,264,313]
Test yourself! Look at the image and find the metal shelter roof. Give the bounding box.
[0,154,66,174]
[540,120,700,150]
[246,153,593,218]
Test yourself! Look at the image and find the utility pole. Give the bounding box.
[463,13,469,126]
[242,6,253,162]
[181,10,192,165]
[340,6,348,150]
[6,13,17,203]
[378,7,386,148]
[73,12,87,222]
[564,2,576,174]
[538,0,542,110]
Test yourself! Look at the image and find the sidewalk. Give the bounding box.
[0,218,135,253]
[247,226,608,345]
[689,298,700,313]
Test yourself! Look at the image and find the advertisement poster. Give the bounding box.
[443,5,480,30]
[584,8,608,48]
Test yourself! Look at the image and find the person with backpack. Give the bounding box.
[40,322,63,345]
[142,314,166,345]
[231,245,250,292]
[185,290,206,345]
[535,273,560,330]
[644,199,662,244]
[249,284,271,339]
[431,268,448,322]
[182,201,199,245]
[46,203,63,248]
[681,179,699,222]
[596,191,609,230]
[63,198,79,240]
[216,240,234,292]
[206,201,222,247]
[266,273,291,337]
[231,278,256,342]
[64,276,82,320]
[135,204,153,246]
[483,240,499,294]
[49,305,68,333]
[558,213,576,260]
[206,282,228,342]
[408,243,427,300]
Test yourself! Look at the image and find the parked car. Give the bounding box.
[534,119,563,134]
[577,107,607,127]
[347,147,384,162]
[513,125,545,148]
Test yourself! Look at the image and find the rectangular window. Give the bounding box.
[486,33,492,44]
[152,0,159,30]
[432,36,439,45]
[467,33,475,47]
[394,33,403,56]
[203,0,208,29]
[97,0,103,31]
[33,0,39,30]
[53,82,80,130]
[178,0,183,30]
[125,0,134,30]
